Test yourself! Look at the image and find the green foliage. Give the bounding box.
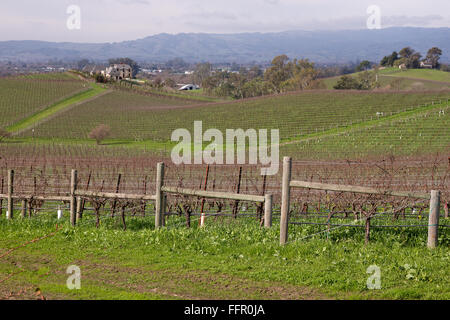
[0,216,448,299]
[356,60,372,72]
[333,75,360,90]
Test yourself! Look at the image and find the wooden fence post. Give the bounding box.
[280,157,292,245]
[162,194,167,227]
[0,178,4,217]
[155,162,165,228]
[7,170,14,219]
[264,194,273,228]
[21,199,27,218]
[427,190,440,248]
[70,169,78,226]
[76,197,83,223]
[111,173,122,218]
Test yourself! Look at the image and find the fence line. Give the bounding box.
[280,156,443,248]
[1,164,274,230]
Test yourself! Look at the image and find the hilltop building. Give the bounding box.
[103,63,132,81]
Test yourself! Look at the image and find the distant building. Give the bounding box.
[103,63,132,81]
[178,84,200,91]
[399,63,407,70]
[420,61,433,69]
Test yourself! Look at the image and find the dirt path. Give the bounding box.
[0,254,330,300]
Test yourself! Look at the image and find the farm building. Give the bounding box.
[178,84,200,91]
[420,61,433,69]
[103,63,132,81]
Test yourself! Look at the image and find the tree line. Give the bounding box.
[194,55,325,99]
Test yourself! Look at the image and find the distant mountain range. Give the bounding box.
[0,27,449,64]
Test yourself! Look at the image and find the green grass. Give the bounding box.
[323,68,450,90]
[379,68,450,83]
[0,215,448,300]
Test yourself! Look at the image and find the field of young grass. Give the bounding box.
[20,90,450,143]
[281,106,450,159]
[0,73,88,128]
[379,68,450,83]
[0,214,448,300]
[322,69,450,90]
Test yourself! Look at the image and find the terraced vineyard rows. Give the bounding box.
[21,90,450,142]
[0,73,88,128]
[282,106,450,159]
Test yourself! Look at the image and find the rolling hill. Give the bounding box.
[0,27,449,64]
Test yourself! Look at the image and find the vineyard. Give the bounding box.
[281,106,450,159]
[0,73,88,128]
[0,72,449,300]
[18,89,450,142]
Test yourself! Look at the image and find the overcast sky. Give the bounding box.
[1,0,449,43]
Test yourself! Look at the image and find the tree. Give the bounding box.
[333,75,360,90]
[0,128,11,142]
[406,52,422,69]
[356,60,372,72]
[282,59,324,91]
[164,78,177,88]
[399,47,421,69]
[387,52,399,67]
[357,71,377,90]
[399,47,414,59]
[426,47,442,68]
[264,55,293,93]
[193,63,212,86]
[108,58,140,78]
[380,52,399,67]
[95,74,107,83]
[88,124,111,145]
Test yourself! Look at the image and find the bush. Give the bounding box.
[88,124,111,145]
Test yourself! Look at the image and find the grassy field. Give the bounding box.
[378,68,450,83]
[322,68,450,90]
[0,214,448,300]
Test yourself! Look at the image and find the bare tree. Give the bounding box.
[88,124,111,145]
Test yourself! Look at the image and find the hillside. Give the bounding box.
[16,89,450,157]
[323,68,450,90]
[0,27,449,63]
